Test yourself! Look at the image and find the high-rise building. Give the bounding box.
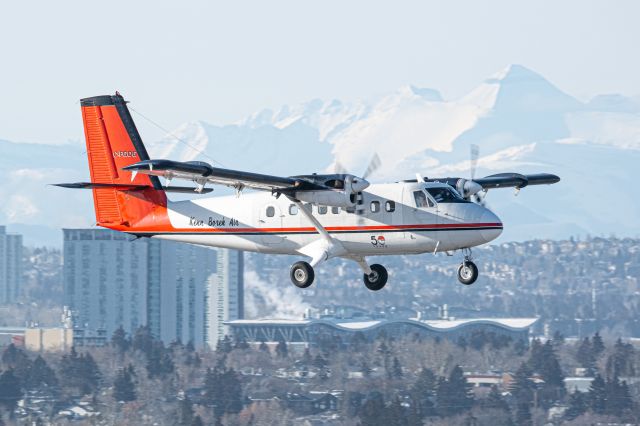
[147,239,217,346]
[0,226,23,304]
[205,248,244,348]
[63,229,216,348]
[63,229,148,342]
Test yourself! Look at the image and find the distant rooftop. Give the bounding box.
[226,317,538,332]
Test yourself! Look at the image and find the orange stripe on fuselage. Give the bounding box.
[104,222,503,234]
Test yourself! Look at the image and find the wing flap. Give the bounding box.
[123,159,302,191]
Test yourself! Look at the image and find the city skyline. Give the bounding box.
[61,228,234,349]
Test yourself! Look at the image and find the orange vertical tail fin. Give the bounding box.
[79,93,168,230]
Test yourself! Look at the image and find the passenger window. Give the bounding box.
[266,206,275,217]
[331,206,340,214]
[385,201,395,212]
[289,204,298,215]
[413,191,429,208]
[370,201,380,213]
[427,197,435,208]
[318,205,328,215]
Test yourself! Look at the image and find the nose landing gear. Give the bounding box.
[457,249,479,285]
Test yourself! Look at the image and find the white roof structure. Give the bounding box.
[227,317,538,332]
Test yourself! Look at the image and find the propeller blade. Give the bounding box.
[362,153,381,180]
[470,144,479,180]
[334,160,349,175]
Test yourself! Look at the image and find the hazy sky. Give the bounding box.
[1,0,638,144]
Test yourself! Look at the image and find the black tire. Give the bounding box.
[290,261,315,288]
[457,261,478,285]
[363,264,388,291]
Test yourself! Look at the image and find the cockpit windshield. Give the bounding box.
[426,187,466,203]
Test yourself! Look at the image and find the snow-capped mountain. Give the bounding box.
[3,64,639,246]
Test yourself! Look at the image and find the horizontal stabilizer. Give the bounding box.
[53,182,213,194]
[53,182,148,190]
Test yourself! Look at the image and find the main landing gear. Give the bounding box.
[287,198,389,291]
[457,249,479,285]
[290,261,315,288]
[363,264,388,291]
[289,258,388,291]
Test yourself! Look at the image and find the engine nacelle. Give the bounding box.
[455,178,483,200]
[294,190,356,208]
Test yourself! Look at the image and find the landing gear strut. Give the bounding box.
[290,261,315,288]
[457,249,479,285]
[363,264,388,291]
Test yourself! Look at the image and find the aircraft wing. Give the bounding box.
[473,173,560,189]
[123,159,323,193]
[429,172,560,201]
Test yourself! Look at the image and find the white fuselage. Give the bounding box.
[150,181,503,258]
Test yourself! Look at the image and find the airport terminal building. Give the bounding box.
[226,316,538,347]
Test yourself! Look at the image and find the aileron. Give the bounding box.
[123,159,300,192]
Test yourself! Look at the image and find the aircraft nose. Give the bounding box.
[480,209,503,243]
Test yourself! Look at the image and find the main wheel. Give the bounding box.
[363,264,388,291]
[457,261,478,285]
[290,261,315,288]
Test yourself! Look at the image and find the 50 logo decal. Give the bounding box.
[370,235,387,247]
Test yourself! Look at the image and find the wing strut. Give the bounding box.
[290,199,347,267]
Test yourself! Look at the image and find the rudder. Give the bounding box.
[79,93,167,229]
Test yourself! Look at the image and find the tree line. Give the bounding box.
[0,326,639,425]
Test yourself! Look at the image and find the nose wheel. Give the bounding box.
[457,260,478,285]
[290,261,315,288]
[363,264,388,291]
[456,248,479,285]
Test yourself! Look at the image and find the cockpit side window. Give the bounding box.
[413,191,429,208]
[427,187,464,203]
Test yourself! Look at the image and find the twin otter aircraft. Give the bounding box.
[57,93,559,291]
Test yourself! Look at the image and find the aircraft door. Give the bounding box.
[403,188,440,250]
[258,204,283,245]
[386,187,405,241]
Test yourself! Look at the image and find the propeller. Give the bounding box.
[333,153,382,192]
[334,160,349,176]
[468,144,487,206]
[454,144,483,202]
[362,153,381,180]
[470,144,479,180]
